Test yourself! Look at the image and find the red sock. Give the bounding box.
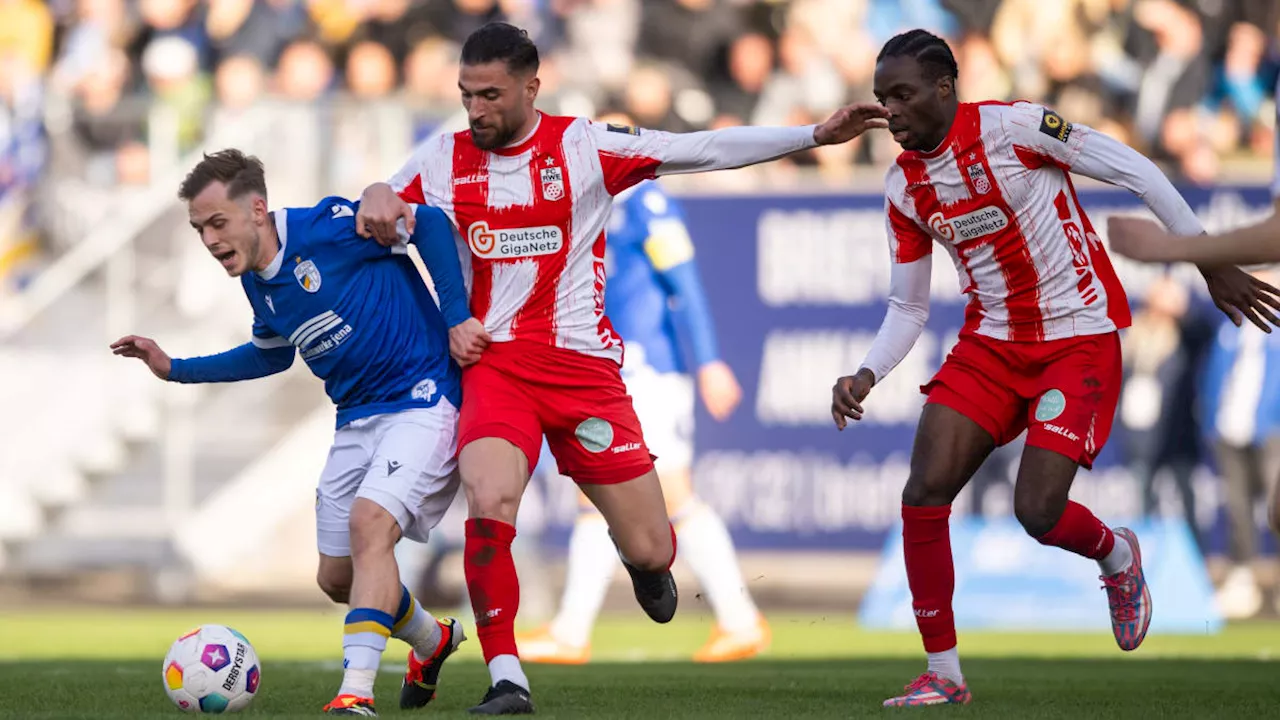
[465,518,520,663]
[902,504,956,653]
[1035,500,1114,559]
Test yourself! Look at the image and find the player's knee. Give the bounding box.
[618,524,674,572]
[463,478,522,524]
[901,473,957,507]
[316,565,351,604]
[349,499,400,557]
[1014,495,1059,539]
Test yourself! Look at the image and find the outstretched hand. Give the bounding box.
[813,103,891,146]
[110,335,172,380]
[1201,266,1280,333]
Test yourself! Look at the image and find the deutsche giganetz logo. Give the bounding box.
[1035,389,1067,422]
[468,221,497,255]
[575,417,614,453]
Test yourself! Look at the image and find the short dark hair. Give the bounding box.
[460,22,539,76]
[877,29,958,83]
[178,149,267,203]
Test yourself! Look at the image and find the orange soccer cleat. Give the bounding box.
[515,627,591,665]
[693,616,771,663]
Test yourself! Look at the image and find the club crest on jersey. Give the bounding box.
[540,166,565,201]
[966,163,991,195]
[294,259,322,293]
[1039,109,1072,143]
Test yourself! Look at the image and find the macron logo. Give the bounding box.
[331,204,354,219]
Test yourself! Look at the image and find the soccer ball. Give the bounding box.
[161,624,261,713]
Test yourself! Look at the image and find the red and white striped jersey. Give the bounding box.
[391,113,814,364]
[885,101,1133,342]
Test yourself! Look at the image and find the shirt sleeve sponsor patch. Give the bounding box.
[606,123,641,136]
[1039,109,1073,144]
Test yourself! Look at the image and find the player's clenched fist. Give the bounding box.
[813,103,891,146]
[110,335,172,380]
[357,183,417,247]
[448,317,491,367]
[831,368,876,431]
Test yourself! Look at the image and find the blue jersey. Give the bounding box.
[606,181,720,375]
[169,197,469,429]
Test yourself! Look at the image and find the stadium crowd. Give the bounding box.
[2,0,1279,198]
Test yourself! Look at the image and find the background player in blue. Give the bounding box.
[110,149,490,716]
[518,113,769,664]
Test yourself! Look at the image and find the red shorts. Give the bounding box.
[458,339,655,484]
[922,331,1122,469]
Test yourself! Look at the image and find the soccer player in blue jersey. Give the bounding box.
[517,113,770,664]
[110,149,489,716]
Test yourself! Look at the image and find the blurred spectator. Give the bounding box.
[346,40,398,99]
[0,0,55,73]
[1201,278,1280,619]
[141,35,210,156]
[275,38,334,102]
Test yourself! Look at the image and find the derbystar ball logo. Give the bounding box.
[929,206,1009,243]
[467,221,564,259]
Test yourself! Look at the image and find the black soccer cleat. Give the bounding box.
[467,680,535,715]
[610,531,678,623]
[400,617,466,709]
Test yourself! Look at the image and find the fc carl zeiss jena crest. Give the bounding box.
[294,259,322,293]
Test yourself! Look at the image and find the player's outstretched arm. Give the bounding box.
[408,205,491,366]
[831,256,932,430]
[111,335,295,383]
[590,104,889,192]
[1108,214,1280,267]
[1017,107,1280,331]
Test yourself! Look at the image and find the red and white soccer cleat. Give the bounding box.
[883,672,971,707]
[1101,527,1152,651]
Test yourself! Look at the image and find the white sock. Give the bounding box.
[927,647,963,684]
[339,609,391,699]
[338,668,378,699]
[676,501,761,635]
[390,585,443,661]
[488,653,529,691]
[548,515,616,648]
[1098,533,1133,577]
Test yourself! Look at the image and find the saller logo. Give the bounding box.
[929,207,1010,243]
[467,221,564,259]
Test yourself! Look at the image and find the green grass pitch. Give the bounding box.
[2,607,1279,718]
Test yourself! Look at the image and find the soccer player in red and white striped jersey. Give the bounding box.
[356,22,890,714]
[830,29,1280,709]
